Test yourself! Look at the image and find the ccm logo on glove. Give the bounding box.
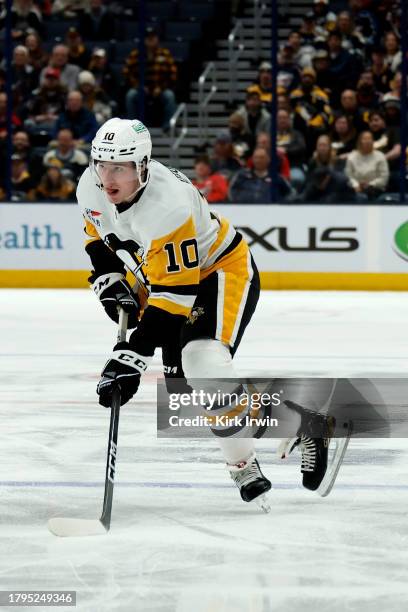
[91,272,140,328]
[114,350,148,372]
[97,343,152,407]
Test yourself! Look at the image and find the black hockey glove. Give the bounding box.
[97,342,151,407]
[91,272,140,328]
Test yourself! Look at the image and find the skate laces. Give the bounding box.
[298,435,317,472]
[228,456,262,488]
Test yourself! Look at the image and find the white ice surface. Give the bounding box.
[1,289,408,612]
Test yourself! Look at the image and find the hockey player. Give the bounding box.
[77,118,336,505]
[77,117,272,506]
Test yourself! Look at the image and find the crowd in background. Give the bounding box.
[0,0,406,203]
[193,0,406,203]
[0,0,181,201]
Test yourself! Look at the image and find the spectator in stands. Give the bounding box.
[277,44,300,93]
[28,159,75,202]
[210,131,242,180]
[331,114,357,162]
[6,45,38,107]
[312,0,337,34]
[54,90,98,144]
[192,155,229,204]
[246,62,273,107]
[227,112,253,161]
[77,70,113,125]
[78,0,117,41]
[336,11,365,57]
[379,95,400,128]
[345,131,389,201]
[40,45,80,91]
[24,67,67,138]
[294,166,356,203]
[327,30,361,105]
[339,89,367,132]
[383,31,402,74]
[236,91,270,150]
[11,153,32,201]
[384,71,402,101]
[0,92,22,140]
[25,31,49,72]
[383,2,401,40]
[43,128,88,181]
[312,49,332,94]
[123,27,177,131]
[65,27,90,70]
[51,0,88,19]
[286,31,307,68]
[369,47,394,94]
[348,0,377,48]
[290,67,332,153]
[277,93,292,113]
[254,131,291,181]
[88,48,116,99]
[299,12,322,45]
[0,0,44,42]
[368,110,394,154]
[276,108,306,189]
[288,29,322,70]
[229,147,291,203]
[307,134,338,177]
[356,70,380,112]
[12,130,30,156]
[368,109,400,188]
[12,130,44,183]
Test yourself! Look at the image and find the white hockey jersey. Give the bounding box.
[77,160,244,317]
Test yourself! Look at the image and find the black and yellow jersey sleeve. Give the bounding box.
[84,217,101,246]
[83,216,126,279]
[146,214,200,317]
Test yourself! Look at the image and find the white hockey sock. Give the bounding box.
[182,338,256,466]
[218,437,255,465]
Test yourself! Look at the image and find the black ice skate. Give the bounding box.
[280,434,329,491]
[228,453,271,513]
[278,400,352,496]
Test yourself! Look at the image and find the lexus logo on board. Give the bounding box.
[236,226,359,252]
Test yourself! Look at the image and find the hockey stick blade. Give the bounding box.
[317,420,353,497]
[48,517,107,537]
[48,310,128,538]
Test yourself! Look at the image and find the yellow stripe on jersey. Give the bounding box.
[220,269,250,346]
[212,245,253,347]
[147,214,200,315]
[200,238,249,282]
[84,218,101,246]
[206,216,230,261]
[147,297,192,317]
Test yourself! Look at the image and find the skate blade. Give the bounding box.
[254,494,271,514]
[317,420,353,497]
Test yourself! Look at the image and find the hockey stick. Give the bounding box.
[48,308,128,537]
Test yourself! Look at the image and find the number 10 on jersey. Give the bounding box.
[164,239,199,273]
